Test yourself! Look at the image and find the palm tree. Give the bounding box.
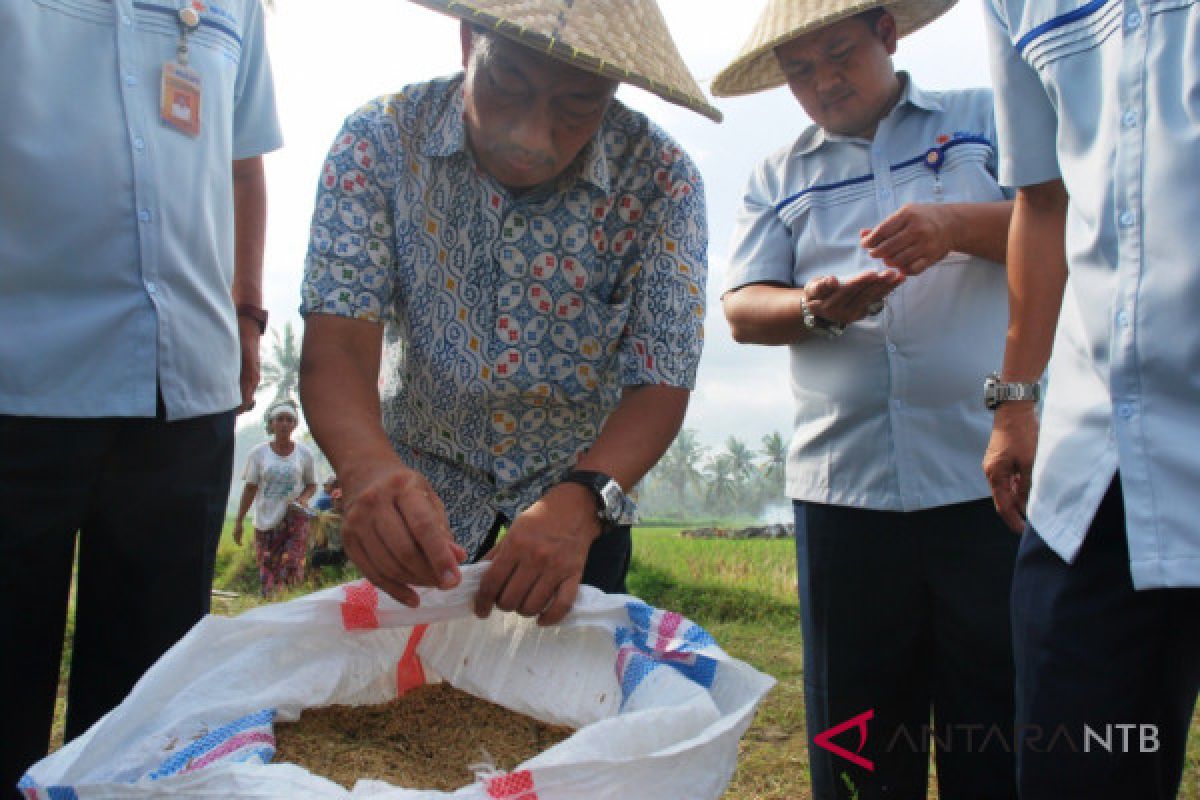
[704,454,740,513]
[260,321,301,403]
[658,429,709,505]
[760,431,787,493]
[723,436,756,482]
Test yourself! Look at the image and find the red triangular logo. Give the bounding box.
[813,709,875,771]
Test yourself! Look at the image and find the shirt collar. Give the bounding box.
[796,72,943,155]
[420,74,613,196]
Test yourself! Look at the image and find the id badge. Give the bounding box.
[161,61,202,137]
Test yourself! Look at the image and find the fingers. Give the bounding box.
[474,550,514,618]
[343,514,422,606]
[538,575,578,627]
[396,483,462,589]
[984,458,1027,534]
[861,209,910,248]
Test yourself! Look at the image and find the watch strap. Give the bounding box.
[236,303,269,335]
[560,469,625,526]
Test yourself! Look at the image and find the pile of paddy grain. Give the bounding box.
[274,682,574,790]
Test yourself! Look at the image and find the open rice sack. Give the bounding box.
[20,564,775,799]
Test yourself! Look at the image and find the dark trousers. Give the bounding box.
[0,408,234,796]
[476,516,632,594]
[794,498,1019,800]
[1013,478,1200,799]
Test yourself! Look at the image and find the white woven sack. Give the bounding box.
[20,564,775,800]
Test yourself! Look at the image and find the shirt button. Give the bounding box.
[1116,310,1130,328]
[121,14,131,25]
[138,209,151,222]
[1122,110,1138,128]
[133,137,146,151]
[1117,403,1135,419]
[886,342,898,354]
[146,282,157,295]
[124,74,138,87]
[1119,210,1135,227]
[1126,10,1142,29]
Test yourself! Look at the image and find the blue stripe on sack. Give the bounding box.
[148,708,276,780]
[132,1,243,46]
[774,134,994,215]
[614,601,719,704]
[1015,0,1111,54]
[16,782,79,800]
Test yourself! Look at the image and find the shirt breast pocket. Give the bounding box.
[934,145,1007,205]
[136,5,242,92]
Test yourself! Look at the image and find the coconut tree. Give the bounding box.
[660,429,709,504]
[760,431,787,494]
[260,321,301,404]
[704,453,740,514]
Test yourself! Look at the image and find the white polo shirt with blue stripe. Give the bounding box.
[0,0,281,420]
[725,77,1011,512]
[986,0,1200,589]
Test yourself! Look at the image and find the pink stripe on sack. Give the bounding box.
[182,732,275,773]
[341,579,380,630]
[486,770,537,799]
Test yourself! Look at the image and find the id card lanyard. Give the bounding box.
[160,2,203,137]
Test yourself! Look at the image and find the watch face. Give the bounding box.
[598,479,624,522]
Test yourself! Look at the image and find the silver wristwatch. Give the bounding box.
[799,294,845,339]
[560,470,637,528]
[984,373,1041,411]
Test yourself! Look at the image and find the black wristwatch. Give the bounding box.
[559,469,635,528]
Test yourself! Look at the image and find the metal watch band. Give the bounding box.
[799,294,845,338]
[984,373,1041,410]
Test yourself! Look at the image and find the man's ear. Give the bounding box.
[460,20,474,69]
[877,11,899,55]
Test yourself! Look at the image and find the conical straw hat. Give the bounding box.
[408,0,723,122]
[711,0,956,97]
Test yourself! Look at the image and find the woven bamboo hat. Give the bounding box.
[711,0,956,97]
[408,0,722,122]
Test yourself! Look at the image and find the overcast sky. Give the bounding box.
[257,0,996,450]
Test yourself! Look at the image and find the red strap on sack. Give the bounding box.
[486,770,538,799]
[395,624,428,696]
[340,580,380,630]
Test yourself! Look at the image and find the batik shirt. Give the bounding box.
[301,75,707,556]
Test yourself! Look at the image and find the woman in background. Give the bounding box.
[234,399,317,596]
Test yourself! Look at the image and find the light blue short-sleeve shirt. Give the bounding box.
[300,77,708,555]
[0,0,282,420]
[986,0,1200,589]
[725,78,1010,512]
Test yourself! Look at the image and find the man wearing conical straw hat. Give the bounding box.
[298,1,716,626]
[716,2,1018,797]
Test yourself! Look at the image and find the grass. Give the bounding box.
[46,522,1200,799]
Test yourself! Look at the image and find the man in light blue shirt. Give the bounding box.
[715,1,1016,797]
[0,0,280,792]
[984,2,1200,797]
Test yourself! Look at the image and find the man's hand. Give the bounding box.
[860,203,957,276]
[339,458,467,607]
[982,403,1040,533]
[803,268,906,326]
[236,315,262,414]
[474,482,602,626]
